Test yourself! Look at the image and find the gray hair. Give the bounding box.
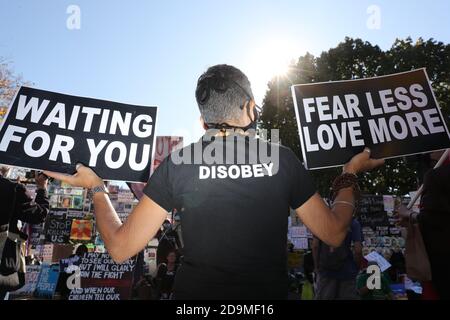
[195,64,254,125]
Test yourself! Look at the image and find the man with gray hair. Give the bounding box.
[45,64,384,299]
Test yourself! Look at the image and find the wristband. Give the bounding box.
[88,184,109,199]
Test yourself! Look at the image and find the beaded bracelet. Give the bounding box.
[330,172,361,203]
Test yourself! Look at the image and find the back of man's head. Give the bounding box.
[195,64,254,126]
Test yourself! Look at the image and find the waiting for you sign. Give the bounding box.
[0,87,157,182]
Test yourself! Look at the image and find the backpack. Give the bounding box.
[0,183,26,291]
[318,231,352,272]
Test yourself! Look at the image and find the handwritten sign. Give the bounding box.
[68,252,136,300]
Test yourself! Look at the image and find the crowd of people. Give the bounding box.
[1,148,448,301]
[287,149,450,300]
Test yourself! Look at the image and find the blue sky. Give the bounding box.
[1,0,449,144]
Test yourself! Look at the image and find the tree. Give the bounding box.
[260,37,450,196]
[0,58,29,119]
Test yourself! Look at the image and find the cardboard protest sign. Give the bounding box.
[0,86,157,182]
[128,136,183,200]
[34,263,60,299]
[44,215,73,244]
[68,252,136,300]
[291,69,450,169]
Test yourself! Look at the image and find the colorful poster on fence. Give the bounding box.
[9,265,41,297]
[0,87,158,182]
[291,69,450,169]
[34,264,60,299]
[70,219,93,241]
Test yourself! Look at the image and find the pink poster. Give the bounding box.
[128,136,183,200]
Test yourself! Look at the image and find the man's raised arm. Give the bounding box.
[44,165,167,263]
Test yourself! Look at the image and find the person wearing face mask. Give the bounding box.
[44,64,384,300]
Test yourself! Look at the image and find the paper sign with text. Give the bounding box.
[291,69,450,169]
[0,87,157,182]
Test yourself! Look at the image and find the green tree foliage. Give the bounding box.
[260,37,449,196]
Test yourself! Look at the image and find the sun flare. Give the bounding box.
[244,38,302,103]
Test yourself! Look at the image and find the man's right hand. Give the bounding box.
[44,164,104,189]
[343,148,385,174]
[35,172,49,190]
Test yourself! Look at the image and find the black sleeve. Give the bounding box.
[156,264,167,279]
[287,150,317,210]
[143,157,174,212]
[15,184,49,224]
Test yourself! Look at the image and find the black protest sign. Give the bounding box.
[291,69,450,169]
[44,214,72,244]
[358,195,389,230]
[68,252,136,301]
[29,223,45,246]
[0,87,157,182]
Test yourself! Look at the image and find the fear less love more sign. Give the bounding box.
[0,87,157,182]
[291,69,450,169]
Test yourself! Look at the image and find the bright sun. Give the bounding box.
[244,38,302,103]
[262,45,293,77]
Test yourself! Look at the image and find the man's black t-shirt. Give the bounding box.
[143,134,316,299]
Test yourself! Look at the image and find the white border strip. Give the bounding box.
[291,85,309,169]
[422,68,450,140]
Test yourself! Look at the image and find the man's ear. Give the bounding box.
[250,100,257,121]
[200,116,208,130]
[245,100,257,122]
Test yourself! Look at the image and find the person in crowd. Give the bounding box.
[44,64,384,299]
[57,244,89,299]
[357,261,393,300]
[61,197,72,208]
[313,218,363,300]
[1,167,49,299]
[396,150,450,300]
[303,248,315,287]
[388,247,406,283]
[155,250,179,299]
[156,220,181,266]
[133,274,154,300]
